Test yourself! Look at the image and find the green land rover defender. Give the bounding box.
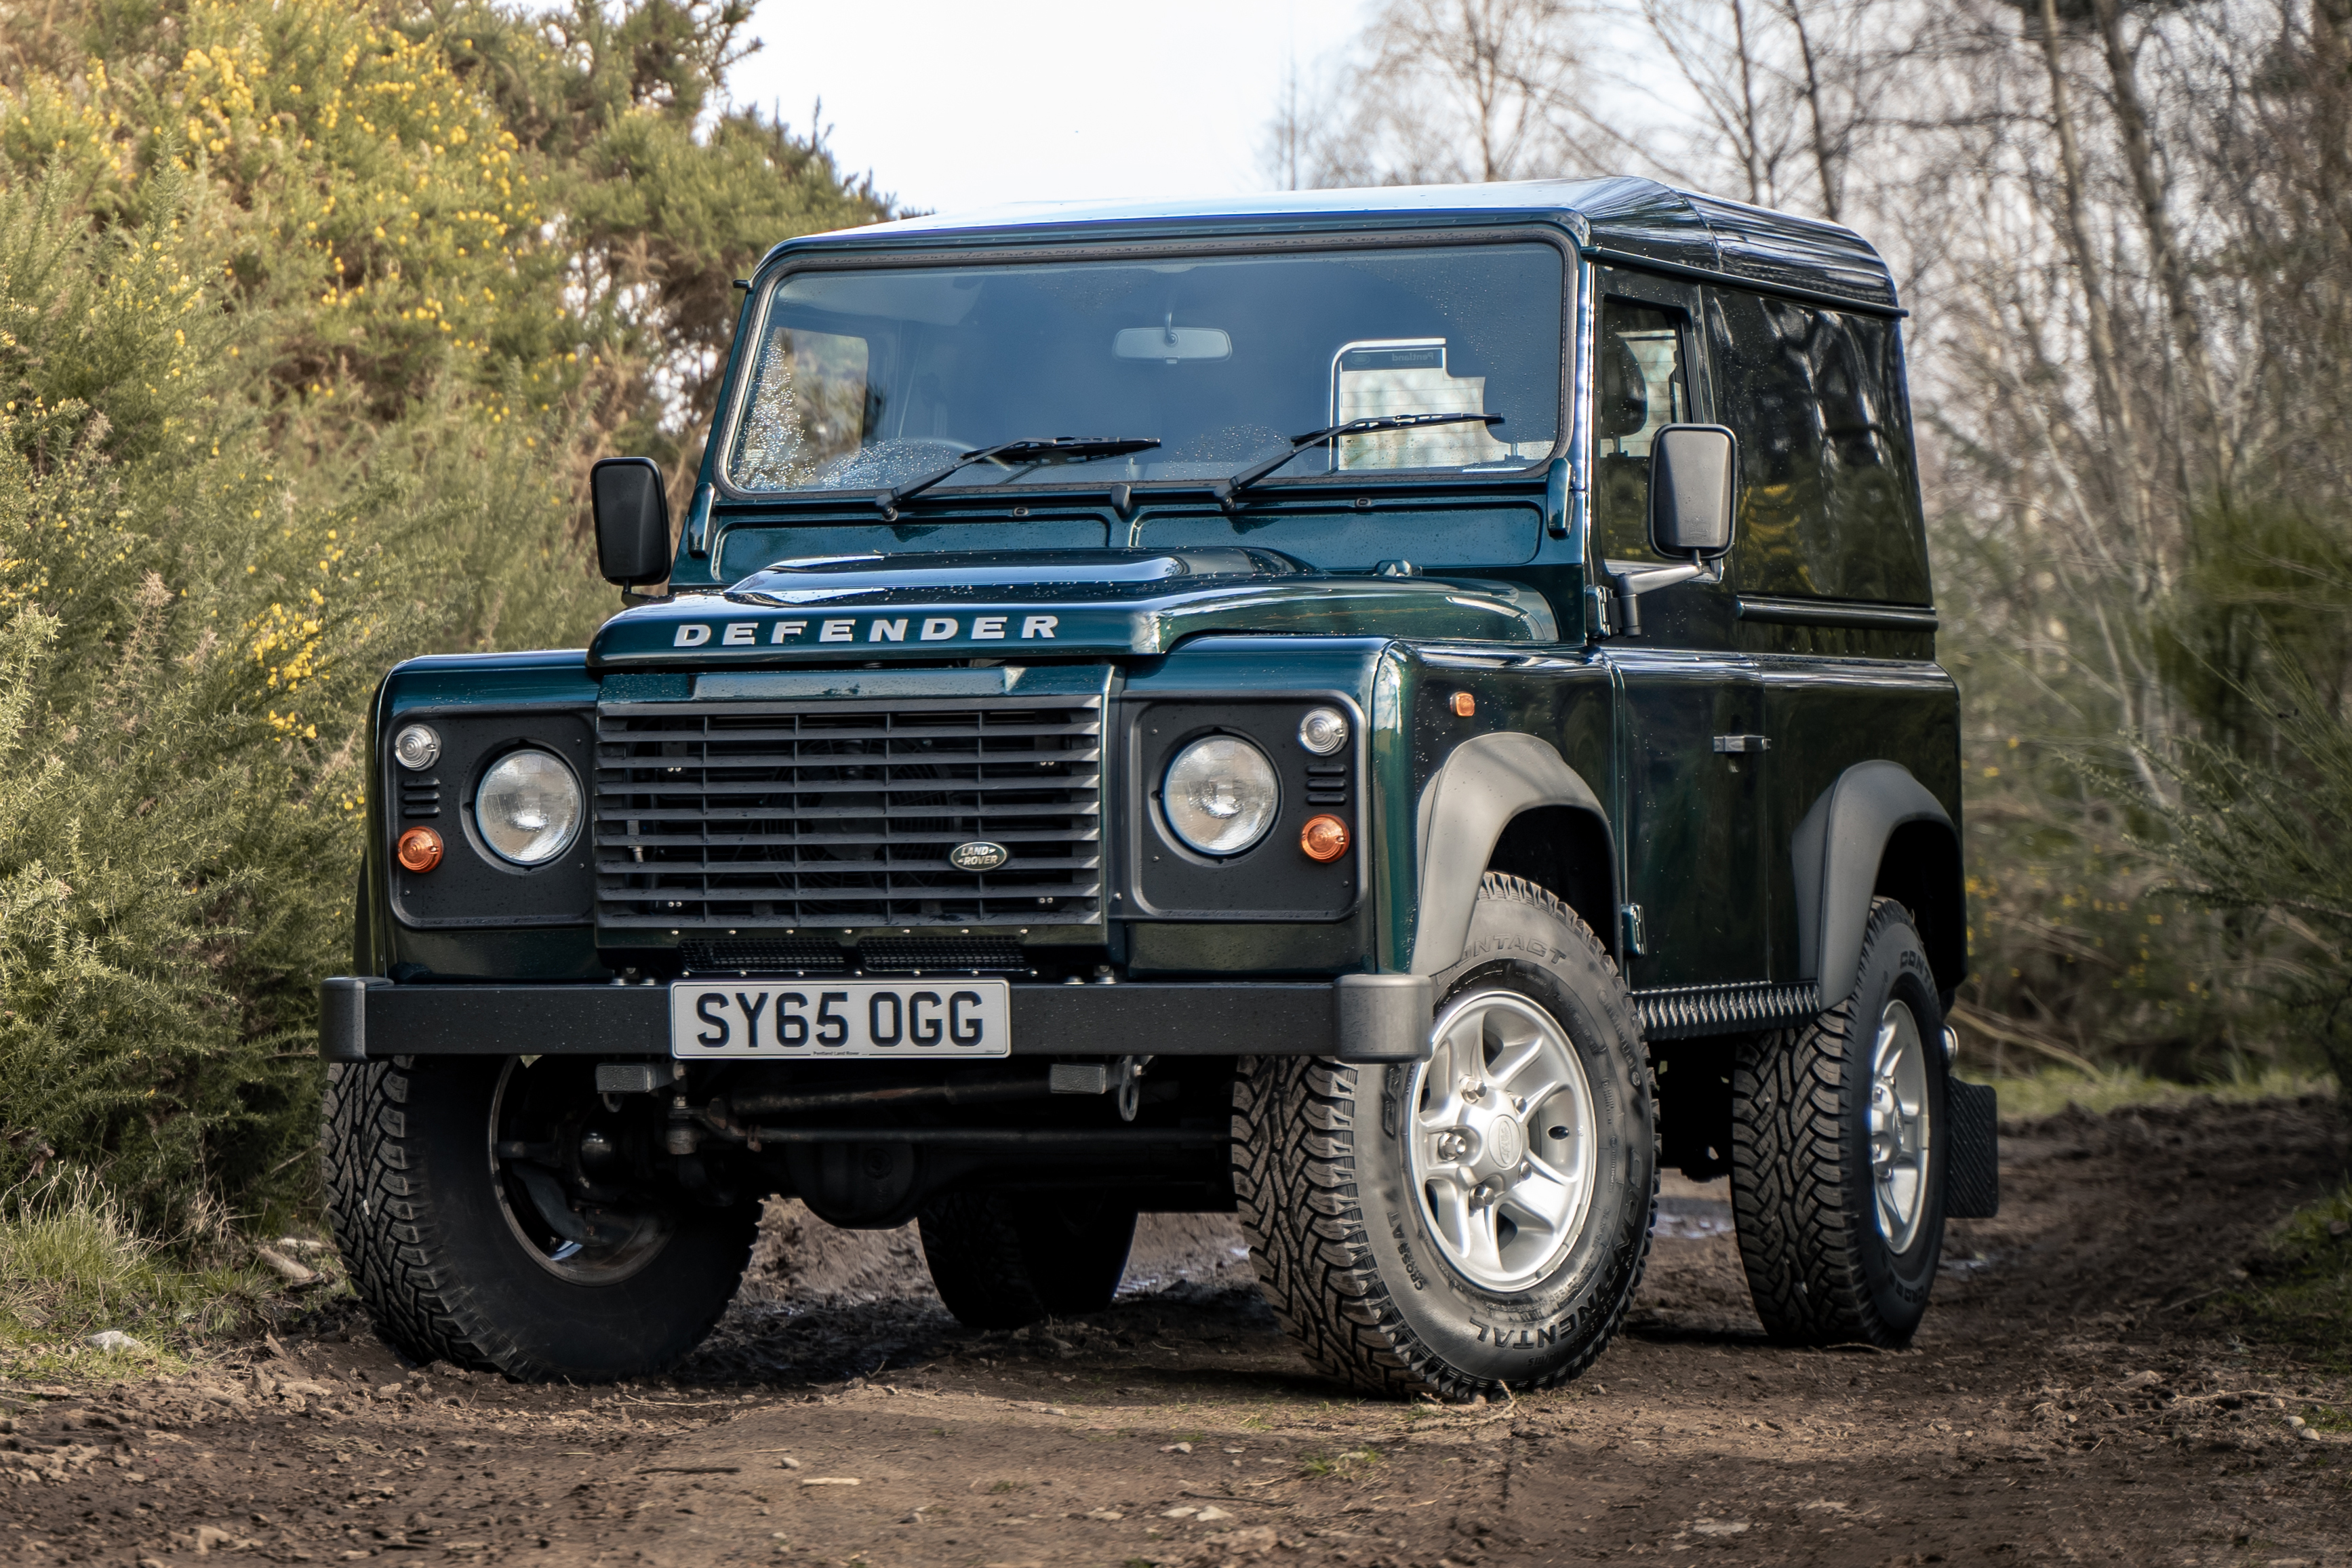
[320,176,1997,1395]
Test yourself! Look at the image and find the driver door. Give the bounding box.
[1590,271,1770,990]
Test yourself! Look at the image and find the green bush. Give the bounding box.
[0,0,888,1252]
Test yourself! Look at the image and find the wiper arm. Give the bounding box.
[1212,412,1504,512]
[875,436,1161,520]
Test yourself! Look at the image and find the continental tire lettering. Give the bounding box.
[1387,1214,1430,1290]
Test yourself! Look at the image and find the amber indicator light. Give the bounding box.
[1452,691,1476,717]
[396,826,443,874]
[1300,813,1351,863]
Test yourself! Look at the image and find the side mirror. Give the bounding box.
[1648,424,1738,559]
[591,457,672,586]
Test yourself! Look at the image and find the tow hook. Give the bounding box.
[1115,1054,1152,1123]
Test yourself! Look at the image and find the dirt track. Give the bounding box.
[7,1094,2350,1567]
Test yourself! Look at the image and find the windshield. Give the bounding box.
[723,242,1566,496]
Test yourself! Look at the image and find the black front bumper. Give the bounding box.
[318,974,1433,1066]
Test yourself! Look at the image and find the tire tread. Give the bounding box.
[322,1060,749,1380]
[1233,873,1654,1399]
[1730,895,1917,1346]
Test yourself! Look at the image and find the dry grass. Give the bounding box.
[0,1166,277,1377]
[1959,1064,2332,1122]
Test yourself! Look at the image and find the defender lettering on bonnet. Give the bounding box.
[673,614,1060,648]
[327,177,1974,1403]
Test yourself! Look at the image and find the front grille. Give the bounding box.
[674,936,1029,974]
[858,937,1026,973]
[595,696,1103,929]
[677,938,848,974]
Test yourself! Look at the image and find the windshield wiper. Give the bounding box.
[1211,413,1504,512]
[875,436,1161,520]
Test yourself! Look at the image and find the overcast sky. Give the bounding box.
[727,0,1372,217]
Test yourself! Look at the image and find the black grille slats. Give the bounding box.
[594,697,1103,929]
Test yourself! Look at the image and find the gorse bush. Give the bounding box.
[0,0,889,1251]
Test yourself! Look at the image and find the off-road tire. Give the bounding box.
[1233,874,1656,1399]
[1732,896,1949,1346]
[917,1192,1138,1329]
[322,1056,759,1380]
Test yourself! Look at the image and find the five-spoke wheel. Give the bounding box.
[1407,989,1598,1291]
[1867,999,1932,1254]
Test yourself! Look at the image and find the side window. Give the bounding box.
[1706,288,1932,603]
[1591,298,1690,561]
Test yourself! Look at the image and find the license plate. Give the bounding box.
[669,980,1011,1060]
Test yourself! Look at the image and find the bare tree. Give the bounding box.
[1268,0,2352,1066]
[1267,0,1599,187]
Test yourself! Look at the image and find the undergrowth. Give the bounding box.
[0,1165,276,1374]
[2227,1184,2352,1378]
[1956,1064,2330,1122]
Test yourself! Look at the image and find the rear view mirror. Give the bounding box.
[1113,323,1232,361]
[591,457,672,586]
[1649,424,1737,559]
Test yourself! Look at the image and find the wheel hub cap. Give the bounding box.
[1869,1000,1932,1253]
[1487,1115,1525,1168]
[1405,988,1598,1291]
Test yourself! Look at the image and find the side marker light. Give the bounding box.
[396,826,444,873]
[1452,691,1476,717]
[1300,814,1351,862]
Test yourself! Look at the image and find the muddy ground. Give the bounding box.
[7,1093,2350,1567]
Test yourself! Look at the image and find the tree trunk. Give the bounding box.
[1780,0,1841,222]
[2086,0,2229,492]
[2033,0,2153,578]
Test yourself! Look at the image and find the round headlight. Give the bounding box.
[1163,736,1279,856]
[1298,706,1349,756]
[393,723,441,771]
[475,749,582,866]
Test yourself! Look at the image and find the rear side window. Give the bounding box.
[1706,289,1930,604]
[1592,298,1691,561]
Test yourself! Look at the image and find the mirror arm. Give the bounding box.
[1601,555,1723,638]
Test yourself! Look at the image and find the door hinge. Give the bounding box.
[1621,904,1648,955]
[1711,733,1770,753]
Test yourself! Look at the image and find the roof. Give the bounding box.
[761,176,1900,313]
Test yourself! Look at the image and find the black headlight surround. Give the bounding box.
[1123,694,1363,921]
[385,706,597,929]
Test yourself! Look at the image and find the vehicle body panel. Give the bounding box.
[342,169,1955,1097]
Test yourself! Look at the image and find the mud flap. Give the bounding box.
[1945,1079,2000,1218]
